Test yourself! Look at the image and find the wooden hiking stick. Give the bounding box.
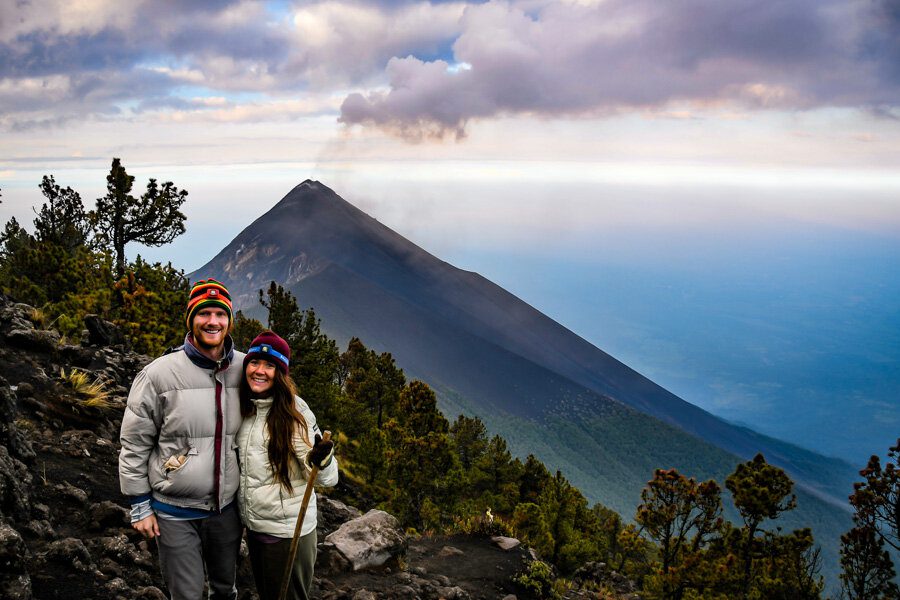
[278,430,331,600]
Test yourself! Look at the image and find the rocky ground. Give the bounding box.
[0,295,640,600]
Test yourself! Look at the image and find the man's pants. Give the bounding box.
[247,530,317,600]
[156,504,242,600]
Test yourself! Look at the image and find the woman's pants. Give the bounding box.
[247,530,318,600]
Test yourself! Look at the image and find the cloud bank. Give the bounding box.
[0,0,464,128]
[339,0,900,139]
[2,0,898,139]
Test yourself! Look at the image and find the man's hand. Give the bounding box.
[307,433,334,470]
[132,514,160,539]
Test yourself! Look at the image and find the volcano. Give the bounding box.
[192,180,853,574]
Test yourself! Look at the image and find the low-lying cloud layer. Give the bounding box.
[1,0,898,139]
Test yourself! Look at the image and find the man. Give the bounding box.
[119,278,244,600]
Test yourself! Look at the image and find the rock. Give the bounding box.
[0,382,35,461]
[5,328,60,353]
[31,503,50,519]
[84,315,125,347]
[501,595,518,600]
[0,574,31,600]
[434,574,451,587]
[351,590,376,600]
[0,446,32,521]
[317,541,352,574]
[89,501,129,529]
[411,566,427,576]
[55,480,89,505]
[14,382,34,398]
[318,494,363,536]
[23,520,55,539]
[43,537,95,573]
[0,524,29,572]
[438,586,470,599]
[20,397,46,413]
[324,509,407,572]
[391,584,420,599]
[104,577,132,596]
[0,303,34,333]
[134,586,168,600]
[491,536,521,551]
[438,545,464,557]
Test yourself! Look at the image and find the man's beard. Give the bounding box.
[193,326,225,350]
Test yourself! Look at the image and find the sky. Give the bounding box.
[1,0,899,464]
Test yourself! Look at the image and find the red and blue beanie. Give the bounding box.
[244,330,291,375]
[185,278,233,330]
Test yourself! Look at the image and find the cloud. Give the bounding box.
[3,0,899,137]
[339,0,900,139]
[0,0,464,129]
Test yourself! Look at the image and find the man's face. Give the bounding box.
[191,307,229,352]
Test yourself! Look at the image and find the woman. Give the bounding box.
[236,330,338,600]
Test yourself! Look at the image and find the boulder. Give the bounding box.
[318,494,363,536]
[5,328,60,353]
[491,536,521,551]
[0,446,32,521]
[43,537,95,573]
[324,509,407,572]
[84,315,125,347]
[0,523,29,573]
[89,501,129,529]
[0,381,34,461]
[0,303,34,333]
[438,545,464,557]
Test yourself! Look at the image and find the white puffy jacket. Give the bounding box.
[236,396,338,537]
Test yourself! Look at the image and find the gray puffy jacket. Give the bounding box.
[119,337,245,511]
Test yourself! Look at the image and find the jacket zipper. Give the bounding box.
[240,405,262,519]
[213,363,224,511]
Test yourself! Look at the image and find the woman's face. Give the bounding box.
[245,358,277,396]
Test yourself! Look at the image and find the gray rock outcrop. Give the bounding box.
[323,509,407,572]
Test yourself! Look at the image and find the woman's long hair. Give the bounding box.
[240,365,311,494]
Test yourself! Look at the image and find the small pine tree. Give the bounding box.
[91,158,187,278]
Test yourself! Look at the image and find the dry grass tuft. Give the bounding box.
[60,367,113,409]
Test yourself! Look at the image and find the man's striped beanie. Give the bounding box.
[185,278,233,329]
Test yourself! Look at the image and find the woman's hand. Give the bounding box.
[307,433,334,469]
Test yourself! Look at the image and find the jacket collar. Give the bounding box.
[183,333,234,371]
[251,397,273,411]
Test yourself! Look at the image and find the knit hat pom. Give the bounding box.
[244,330,291,374]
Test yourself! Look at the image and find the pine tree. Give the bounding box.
[232,310,265,350]
[635,468,723,599]
[725,453,797,598]
[449,414,489,471]
[384,381,460,529]
[91,158,187,277]
[841,439,900,599]
[259,281,299,337]
[34,175,91,250]
[840,526,898,599]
